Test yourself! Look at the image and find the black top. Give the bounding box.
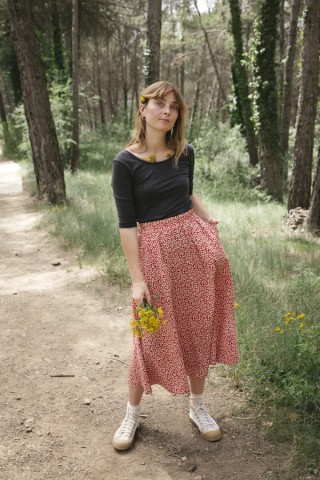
[111,144,195,228]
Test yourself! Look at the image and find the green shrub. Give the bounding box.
[192,120,271,203]
[8,79,72,163]
[80,122,128,173]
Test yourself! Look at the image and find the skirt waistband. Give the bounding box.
[139,209,195,231]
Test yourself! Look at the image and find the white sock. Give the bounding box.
[190,393,204,407]
[128,401,141,413]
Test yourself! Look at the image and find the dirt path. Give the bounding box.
[0,161,287,479]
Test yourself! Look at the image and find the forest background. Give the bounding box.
[0,0,319,477]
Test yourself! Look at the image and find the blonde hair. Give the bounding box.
[126,81,187,166]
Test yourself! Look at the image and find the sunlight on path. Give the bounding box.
[0,159,23,195]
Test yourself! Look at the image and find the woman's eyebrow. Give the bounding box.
[155,98,179,106]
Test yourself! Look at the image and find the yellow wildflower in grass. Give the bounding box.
[234,303,240,309]
[274,311,307,335]
[52,205,68,213]
[130,303,167,338]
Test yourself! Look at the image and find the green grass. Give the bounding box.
[39,170,130,289]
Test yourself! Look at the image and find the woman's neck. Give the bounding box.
[144,131,167,154]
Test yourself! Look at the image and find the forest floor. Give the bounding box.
[0,155,295,480]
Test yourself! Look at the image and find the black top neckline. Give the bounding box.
[124,149,174,164]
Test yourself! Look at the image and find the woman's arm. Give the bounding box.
[190,193,219,224]
[119,227,152,306]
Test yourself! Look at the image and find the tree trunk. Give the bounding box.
[288,0,320,210]
[145,0,162,86]
[228,0,258,166]
[180,39,185,97]
[94,36,105,126]
[0,87,11,146]
[280,0,301,158]
[255,0,283,201]
[278,0,285,117]
[8,0,66,204]
[307,147,320,234]
[194,0,227,102]
[51,0,65,77]
[206,76,218,118]
[70,0,80,173]
[188,45,206,140]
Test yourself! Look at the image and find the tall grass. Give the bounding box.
[36,125,320,477]
[213,200,320,477]
[40,170,130,288]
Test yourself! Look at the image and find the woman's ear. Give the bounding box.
[139,104,145,117]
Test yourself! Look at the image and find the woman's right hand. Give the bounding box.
[132,280,152,307]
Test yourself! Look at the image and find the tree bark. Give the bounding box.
[145,0,162,86]
[255,0,283,201]
[288,0,320,210]
[280,0,301,157]
[307,147,320,234]
[8,0,66,204]
[278,0,285,117]
[228,0,258,166]
[0,87,10,146]
[70,0,80,173]
[94,36,105,126]
[51,0,65,77]
[188,45,206,140]
[180,39,185,97]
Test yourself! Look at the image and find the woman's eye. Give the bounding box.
[156,101,163,107]
[171,105,178,110]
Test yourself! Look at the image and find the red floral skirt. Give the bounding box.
[128,209,239,394]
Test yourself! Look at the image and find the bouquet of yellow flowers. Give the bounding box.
[130,303,167,338]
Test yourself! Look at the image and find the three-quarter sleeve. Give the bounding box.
[111,159,137,228]
[188,145,195,195]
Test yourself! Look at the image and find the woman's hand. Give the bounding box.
[190,194,219,225]
[132,280,152,307]
[207,217,219,225]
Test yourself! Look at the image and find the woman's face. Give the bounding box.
[140,91,179,134]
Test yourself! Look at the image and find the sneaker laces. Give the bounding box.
[192,402,218,431]
[118,412,139,438]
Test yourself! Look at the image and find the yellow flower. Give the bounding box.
[131,301,167,338]
[275,327,282,332]
[139,95,146,103]
[146,154,156,162]
[297,313,305,320]
[234,303,240,309]
[299,322,305,329]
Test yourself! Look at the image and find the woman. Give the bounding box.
[111,81,239,451]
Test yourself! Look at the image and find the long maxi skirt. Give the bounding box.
[128,209,239,394]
